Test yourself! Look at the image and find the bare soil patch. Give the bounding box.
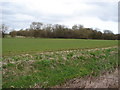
[53,68,119,88]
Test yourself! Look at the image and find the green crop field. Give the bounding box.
[2,38,118,88]
[2,38,118,56]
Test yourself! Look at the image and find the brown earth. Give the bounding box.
[53,68,119,88]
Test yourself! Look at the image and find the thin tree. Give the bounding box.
[0,24,8,38]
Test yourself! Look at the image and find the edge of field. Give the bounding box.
[2,46,118,88]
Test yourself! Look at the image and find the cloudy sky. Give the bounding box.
[0,0,119,34]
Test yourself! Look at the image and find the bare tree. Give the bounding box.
[72,24,78,30]
[30,22,43,30]
[104,30,113,34]
[103,30,115,40]
[0,24,8,38]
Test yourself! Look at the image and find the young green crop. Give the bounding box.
[2,38,117,56]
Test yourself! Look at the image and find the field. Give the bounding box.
[2,38,118,56]
[2,38,118,88]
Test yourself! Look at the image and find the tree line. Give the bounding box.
[1,22,120,40]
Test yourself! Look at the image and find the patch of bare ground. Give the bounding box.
[53,68,119,88]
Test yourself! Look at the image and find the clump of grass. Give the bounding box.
[2,47,118,88]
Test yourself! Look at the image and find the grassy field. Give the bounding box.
[3,46,118,88]
[2,38,118,88]
[2,38,118,56]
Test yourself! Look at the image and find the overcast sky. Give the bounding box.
[0,0,119,34]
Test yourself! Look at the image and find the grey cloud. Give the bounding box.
[2,1,43,17]
[85,2,118,22]
[2,1,71,29]
[59,1,118,22]
[1,0,118,31]
[1,2,42,29]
